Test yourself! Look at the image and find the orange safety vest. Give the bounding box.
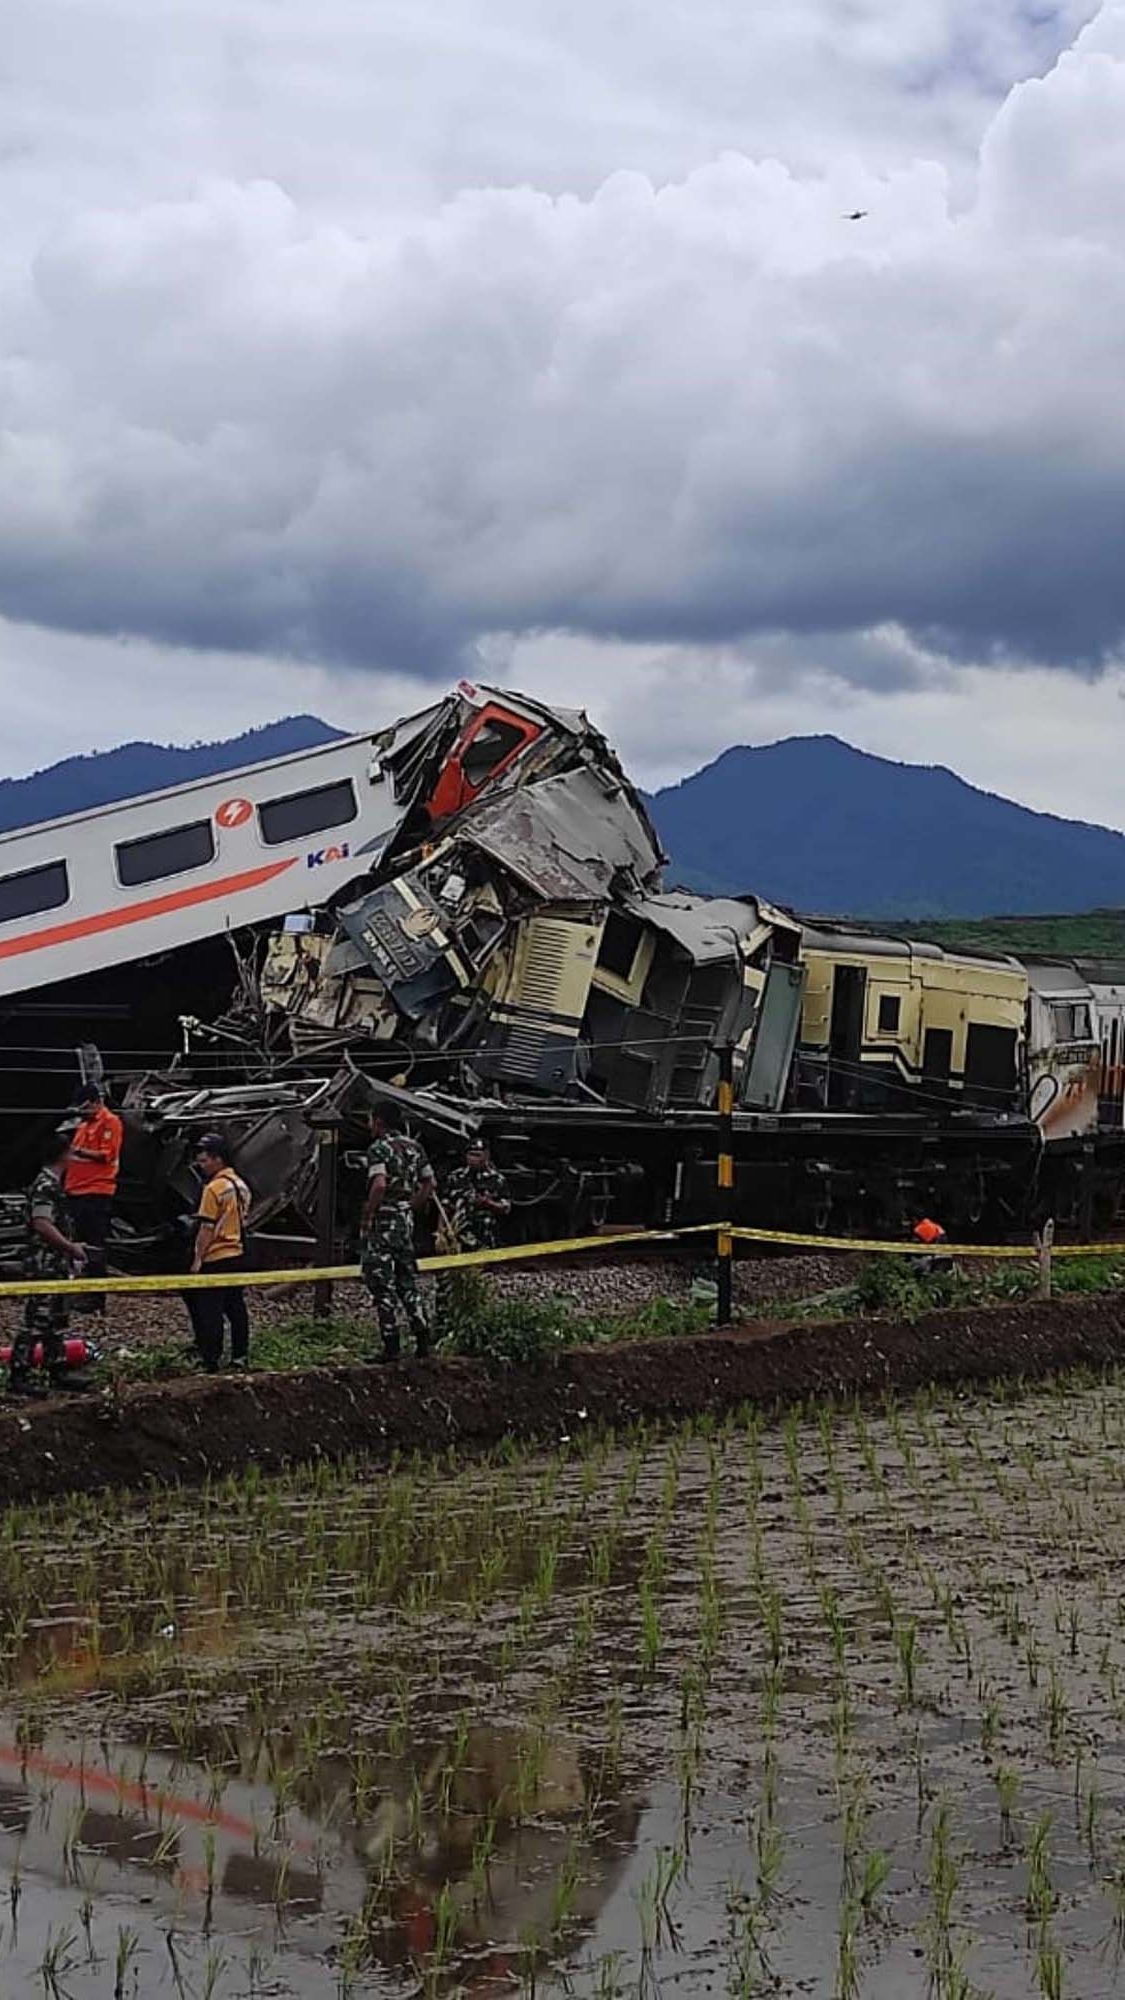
[912,1218,946,1246]
[64,1106,123,1198]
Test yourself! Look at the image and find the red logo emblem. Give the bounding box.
[216,797,253,829]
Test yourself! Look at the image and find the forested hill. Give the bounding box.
[646,735,1125,919]
[0,717,344,833]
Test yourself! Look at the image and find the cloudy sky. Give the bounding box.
[5,0,1125,821]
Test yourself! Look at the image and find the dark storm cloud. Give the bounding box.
[1,1,1123,682]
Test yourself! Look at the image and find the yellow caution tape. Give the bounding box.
[0,1219,1118,1298]
[729,1226,1125,1260]
[0,1224,711,1298]
[728,1226,1024,1258]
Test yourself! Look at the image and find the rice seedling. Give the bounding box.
[634,1844,684,1955]
[113,1924,140,2000]
[835,1894,861,2000]
[894,1617,921,1708]
[419,1879,458,1991]
[858,1846,890,1922]
[639,1578,662,1676]
[926,1803,961,1990]
[37,1924,80,1999]
[1026,1813,1057,1929]
[1036,1937,1065,1998]
[1043,1668,1070,1758]
[549,1834,584,1944]
[994,1764,1020,1846]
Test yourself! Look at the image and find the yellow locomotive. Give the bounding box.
[797,924,1027,1113]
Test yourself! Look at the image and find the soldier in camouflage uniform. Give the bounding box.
[436,1141,511,1325]
[360,1104,436,1361]
[444,1142,512,1252]
[9,1132,89,1397]
[436,1144,510,1328]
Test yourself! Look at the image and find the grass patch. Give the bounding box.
[112,1283,711,1381]
[775,1252,1125,1324]
[439,1271,709,1367]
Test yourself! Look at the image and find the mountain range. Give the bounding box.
[0,717,345,836]
[4,717,1125,921]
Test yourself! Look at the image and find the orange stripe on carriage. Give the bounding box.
[0,859,299,960]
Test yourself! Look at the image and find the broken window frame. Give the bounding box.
[425,704,543,823]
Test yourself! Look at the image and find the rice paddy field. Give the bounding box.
[5,1369,1125,1996]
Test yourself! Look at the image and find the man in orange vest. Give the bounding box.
[64,1083,123,1316]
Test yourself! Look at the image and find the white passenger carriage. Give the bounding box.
[0,686,555,1001]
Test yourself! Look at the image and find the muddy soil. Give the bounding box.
[0,1287,1121,1505]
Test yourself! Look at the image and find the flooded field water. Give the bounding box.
[4,1373,1125,1995]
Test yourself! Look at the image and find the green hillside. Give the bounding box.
[885,909,1125,959]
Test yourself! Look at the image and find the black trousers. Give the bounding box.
[185,1255,251,1369]
[67,1193,113,1313]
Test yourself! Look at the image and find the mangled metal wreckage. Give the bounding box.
[104,687,808,1252]
[257,742,802,1111]
[7,680,1094,1252]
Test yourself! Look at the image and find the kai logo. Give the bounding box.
[215,796,253,829]
[307,842,351,868]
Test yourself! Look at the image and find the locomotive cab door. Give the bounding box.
[828,965,866,1109]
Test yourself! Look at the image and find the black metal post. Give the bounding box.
[716,1042,734,1328]
[313,1124,339,1321]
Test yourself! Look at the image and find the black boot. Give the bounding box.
[49,1369,93,1394]
[8,1370,44,1400]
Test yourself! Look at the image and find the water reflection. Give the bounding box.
[0,1713,642,1991]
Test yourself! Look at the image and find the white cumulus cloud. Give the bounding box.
[3,0,1125,814]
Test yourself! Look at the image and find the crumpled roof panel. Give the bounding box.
[628,892,766,962]
[462,768,662,902]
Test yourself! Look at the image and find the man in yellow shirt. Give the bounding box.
[186,1133,252,1372]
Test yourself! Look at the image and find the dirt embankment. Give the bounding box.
[3,1291,1125,1506]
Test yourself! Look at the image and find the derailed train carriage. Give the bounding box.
[1,679,1124,1257]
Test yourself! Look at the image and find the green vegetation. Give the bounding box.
[872,907,1125,960]
[776,1250,1125,1323]
[115,1248,1125,1384]
[117,1282,712,1381]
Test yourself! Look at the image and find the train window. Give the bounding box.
[877,994,901,1033]
[0,858,69,925]
[258,779,357,847]
[1050,1001,1091,1042]
[116,820,215,887]
[461,718,527,789]
[597,910,645,982]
